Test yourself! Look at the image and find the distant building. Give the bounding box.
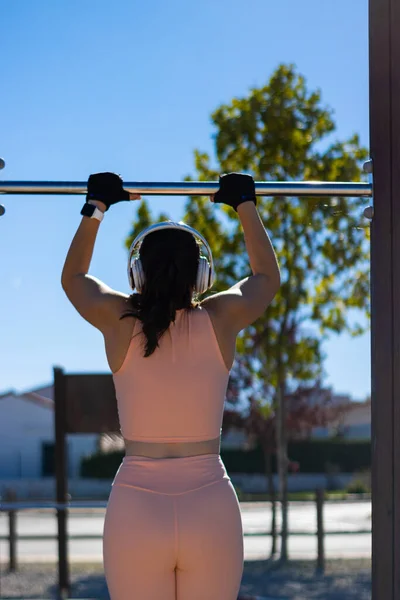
[310,395,371,440]
[0,386,97,480]
[279,384,370,441]
[0,379,370,484]
[323,396,371,440]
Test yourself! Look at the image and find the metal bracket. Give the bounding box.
[364,206,374,220]
[0,158,5,216]
[363,159,373,175]
[363,159,374,221]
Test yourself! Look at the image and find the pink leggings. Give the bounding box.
[103,453,244,599]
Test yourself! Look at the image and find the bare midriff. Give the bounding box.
[124,435,221,459]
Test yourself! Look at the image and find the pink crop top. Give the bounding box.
[112,305,231,442]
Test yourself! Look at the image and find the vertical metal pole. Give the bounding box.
[369,0,400,598]
[390,0,400,594]
[5,489,17,572]
[316,489,325,574]
[54,366,70,598]
[8,512,16,573]
[275,381,288,561]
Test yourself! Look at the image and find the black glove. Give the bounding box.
[86,172,130,211]
[213,172,257,212]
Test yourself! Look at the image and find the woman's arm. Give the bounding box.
[61,200,129,332]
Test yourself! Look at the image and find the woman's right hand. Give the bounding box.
[210,173,257,212]
[86,172,132,211]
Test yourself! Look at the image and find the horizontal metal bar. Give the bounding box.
[0,530,372,541]
[0,180,373,197]
[0,534,103,541]
[0,498,370,510]
[0,501,107,510]
[246,529,372,536]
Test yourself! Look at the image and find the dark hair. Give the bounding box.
[120,228,201,357]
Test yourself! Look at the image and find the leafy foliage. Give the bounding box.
[125,61,369,434]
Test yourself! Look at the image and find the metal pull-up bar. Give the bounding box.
[0,180,372,197]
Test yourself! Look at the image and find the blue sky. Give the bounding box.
[0,0,370,398]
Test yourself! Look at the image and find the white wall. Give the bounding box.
[0,393,97,479]
[0,394,53,478]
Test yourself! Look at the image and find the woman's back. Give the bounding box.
[112,305,230,443]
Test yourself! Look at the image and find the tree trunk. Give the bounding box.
[275,382,289,561]
[264,449,277,557]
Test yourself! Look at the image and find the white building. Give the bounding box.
[328,397,371,440]
[0,381,370,482]
[277,385,371,441]
[310,395,371,440]
[0,385,98,480]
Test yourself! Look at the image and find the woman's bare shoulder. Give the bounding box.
[199,295,235,335]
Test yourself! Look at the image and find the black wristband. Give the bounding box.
[80,202,104,221]
[234,196,257,212]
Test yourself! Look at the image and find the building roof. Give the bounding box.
[0,389,16,400]
[22,391,54,410]
[0,387,54,410]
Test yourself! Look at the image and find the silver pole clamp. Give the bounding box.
[0,158,5,216]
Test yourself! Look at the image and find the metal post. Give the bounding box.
[316,489,325,574]
[54,366,70,598]
[5,489,17,572]
[369,0,400,598]
[0,180,372,197]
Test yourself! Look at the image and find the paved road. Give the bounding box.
[0,500,372,563]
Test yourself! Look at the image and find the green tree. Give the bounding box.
[223,359,346,558]
[125,63,370,562]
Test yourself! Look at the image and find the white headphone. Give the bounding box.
[127,220,215,295]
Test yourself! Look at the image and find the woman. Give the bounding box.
[61,171,280,600]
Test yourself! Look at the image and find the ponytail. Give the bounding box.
[120,228,200,357]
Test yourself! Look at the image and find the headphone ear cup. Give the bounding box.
[195,256,211,295]
[131,257,145,292]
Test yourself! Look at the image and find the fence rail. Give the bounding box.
[0,501,108,510]
[0,492,372,575]
[0,530,373,541]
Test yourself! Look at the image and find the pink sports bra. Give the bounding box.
[112,305,230,443]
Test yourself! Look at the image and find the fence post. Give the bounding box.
[316,488,325,574]
[5,488,17,572]
[54,366,71,598]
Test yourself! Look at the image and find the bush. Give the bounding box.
[233,486,245,501]
[80,450,124,479]
[346,469,371,494]
[80,440,371,479]
[286,440,371,473]
[221,440,371,474]
[347,480,369,494]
